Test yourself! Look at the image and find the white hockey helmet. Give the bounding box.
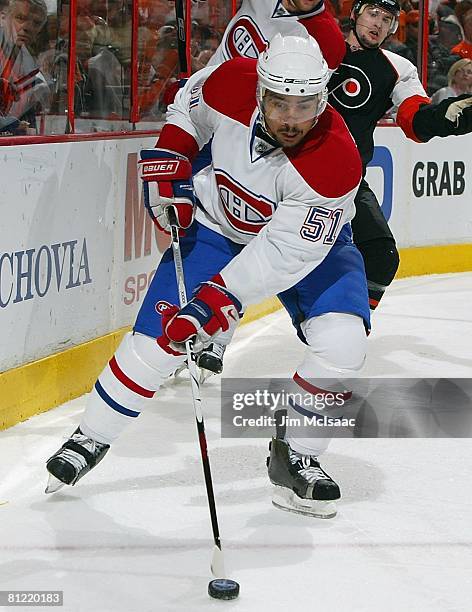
[256,33,330,122]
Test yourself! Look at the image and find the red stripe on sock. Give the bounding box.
[369,297,379,309]
[109,356,155,398]
[293,372,352,401]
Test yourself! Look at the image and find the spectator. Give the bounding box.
[404,8,459,94]
[431,56,472,101]
[191,22,221,71]
[405,10,434,66]
[382,31,416,62]
[437,13,463,50]
[139,23,179,119]
[0,0,50,134]
[85,22,128,118]
[452,0,472,58]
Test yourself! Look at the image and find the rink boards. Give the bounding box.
[0,127,471,428]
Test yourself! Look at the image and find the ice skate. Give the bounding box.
[267,438,340,519]
[196,342,226,375]
[173,343,226,384]
[45,428,110,493]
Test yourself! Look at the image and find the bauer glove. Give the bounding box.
[138,149,196,234]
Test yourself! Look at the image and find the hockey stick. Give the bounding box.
[167,208,226,579]
[174,0,188,76]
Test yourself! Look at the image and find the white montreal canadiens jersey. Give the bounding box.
[208,0,324,65]
[163,60,361,307]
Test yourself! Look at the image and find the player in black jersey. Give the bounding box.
[330,0,472,309]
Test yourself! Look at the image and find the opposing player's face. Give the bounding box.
[283,0,321,13]
[263,91,317,147]
[354,5,394,48]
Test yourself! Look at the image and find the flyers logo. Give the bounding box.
[215,170,276,235]
[225,16,267,60]
[328,63,372,109]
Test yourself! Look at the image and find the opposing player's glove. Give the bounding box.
[138,148,196,234]
[158,276,242,352]
[413,94,472,142]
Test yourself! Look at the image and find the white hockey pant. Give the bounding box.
[80,332,185,444]
[285,313,367,457]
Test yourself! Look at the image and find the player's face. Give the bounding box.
[354,5,394,48]
[283,0,321,13]
[263,91,318,147]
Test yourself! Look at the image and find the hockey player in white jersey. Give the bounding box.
[208,0,345,71]
[46,34,370,518]
[191,0,347,375]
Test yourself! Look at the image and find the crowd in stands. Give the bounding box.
[1,0,471,136]
[0,0,228,134]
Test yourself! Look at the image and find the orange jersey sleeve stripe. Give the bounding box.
[396,94,431,142]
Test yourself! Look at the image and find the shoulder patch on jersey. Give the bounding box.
[285,106,362,198]
[202,58,258,126]
[380,48,417,81]
[225,15,267,60]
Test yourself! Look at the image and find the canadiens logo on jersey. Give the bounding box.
[225,16,267,60]
[155,301,174,315]
[328,63,372,109]
[215,169,276,235]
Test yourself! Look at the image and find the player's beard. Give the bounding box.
[355,25,385,49]
[273,125,305,147]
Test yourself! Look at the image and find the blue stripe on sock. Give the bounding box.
[288,398,324,420]
[95,380,140,418]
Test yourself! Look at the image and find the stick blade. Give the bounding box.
[210,544,226,579]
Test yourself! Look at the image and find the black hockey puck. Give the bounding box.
[208,578,240,600]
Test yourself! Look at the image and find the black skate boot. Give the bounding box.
[267,438,340,518]
[173,343,226,384]
[45,428,110,493]
[195,342,226,384]
[196,342,226,374]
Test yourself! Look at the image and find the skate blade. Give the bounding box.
[173,363,189,379]
[272,486,337,519]
[199,368,215,385]
[172,363,212,385]
[45,474,66,494]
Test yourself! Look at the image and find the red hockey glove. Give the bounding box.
[157,277,242,352]
[138,149,195,234]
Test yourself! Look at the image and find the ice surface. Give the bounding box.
[1,273,471,611]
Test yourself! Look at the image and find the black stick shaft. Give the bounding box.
[174,0,188,75]
[168,212,223,557]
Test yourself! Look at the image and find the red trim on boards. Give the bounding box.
[0,130,162,146]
